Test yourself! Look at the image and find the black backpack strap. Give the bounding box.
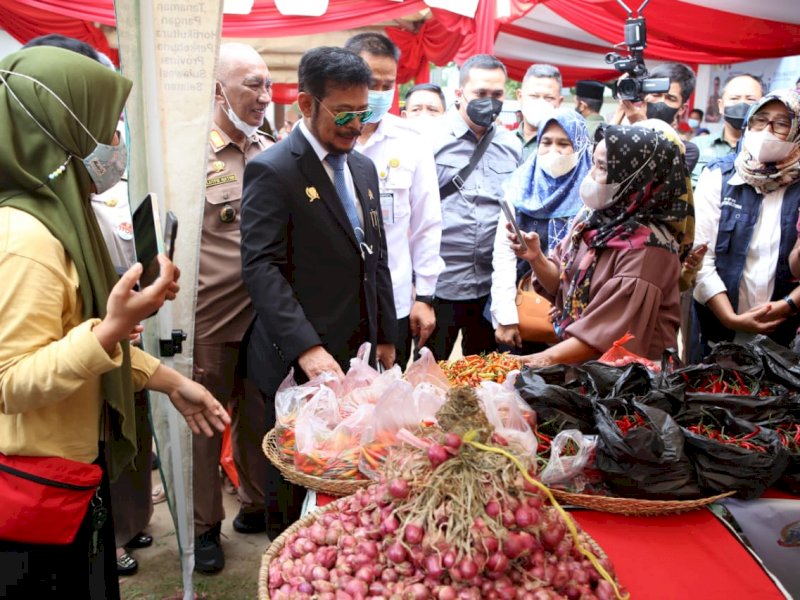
[438,125,496,200]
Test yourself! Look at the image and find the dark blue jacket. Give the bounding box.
[695,155,800,349]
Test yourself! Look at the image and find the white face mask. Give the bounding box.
[522,98,555,129]
[579,175,621,211]
[220,85,261,138]
[743,128,797,163]
[538,151,579,179]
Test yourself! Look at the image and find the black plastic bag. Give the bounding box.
[705,341,764,377]
[576,361,654,399]
[675,406,788,500]
[593,399,700,499]
[749,335,800,390]
[636,385,685,415]
[683,390,793,425]
[515,368,595,435]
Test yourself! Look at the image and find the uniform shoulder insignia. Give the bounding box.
[209,130,226,151]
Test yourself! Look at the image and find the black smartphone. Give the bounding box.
[163,211,178,261]
[133,193,161,288]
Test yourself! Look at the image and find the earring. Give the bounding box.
[47,155,72,181]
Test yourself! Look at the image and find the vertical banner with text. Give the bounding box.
[115,2,223,596]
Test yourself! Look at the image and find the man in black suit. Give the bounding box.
[240,47,397,536]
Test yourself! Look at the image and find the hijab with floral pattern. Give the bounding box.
[735,88,800,194]
[0,46,137,479]
[555,124,691,336]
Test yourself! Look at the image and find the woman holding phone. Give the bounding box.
[511,124,692,366]
[491,108,591,349]
[0,46,228,598]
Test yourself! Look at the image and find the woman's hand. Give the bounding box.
[726,304,786,334]
[147,365,230,437]
[94,255,179,354]
[507,222,543,264]
[520,352,552,368]
[495,324,522,348]
[682,243,708,274]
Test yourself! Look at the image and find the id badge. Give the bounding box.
[380,192,395,225]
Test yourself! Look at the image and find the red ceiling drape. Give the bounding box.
[545,0,800,64]
[498,56,616,87]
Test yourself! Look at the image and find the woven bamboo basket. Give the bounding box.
[550,488,734,515]
[258,497,614,600]
[262,428,370,497]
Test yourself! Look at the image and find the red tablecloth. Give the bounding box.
[317,493,784,599]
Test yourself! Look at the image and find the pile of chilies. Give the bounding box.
[686,424,767,453]
[681,370,771,397]
[439,353,522,387]
[267,431,626,599]
[775,423,800,452]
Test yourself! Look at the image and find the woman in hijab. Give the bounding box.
[0,47,228,598]
[491,108,591,349]
[694,89,800,355]
[509,124,691,366]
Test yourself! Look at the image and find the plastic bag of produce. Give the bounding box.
[596,332,661,372]
[749,335,800,390]
[341,342,381,395]
[682,390,793,424]
[404,347,450,391]
[294,389,373,480]
[360,379,446,478]
[594,399,701,499]
[476,373,537,455]
[771,420,800,495]
[540,430,598,492]
[515,368,595,435]
[675,406,788,500]
[578,360,655,399]
[339,364,403,418]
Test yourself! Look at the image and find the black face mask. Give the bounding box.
[466,97,503,128]
[646,101,680,124]
[723,102,752,131]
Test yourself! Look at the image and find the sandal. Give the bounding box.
[152,484,166,505]
[117,552,138,576]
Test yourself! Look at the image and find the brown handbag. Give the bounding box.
[515,274,559,344]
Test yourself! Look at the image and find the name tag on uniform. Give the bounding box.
[206,174,237,188]
[380,192,395,225]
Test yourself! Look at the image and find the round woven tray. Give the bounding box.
[258,497,613,600]
[262,428,370,497]
[550,488,734,515]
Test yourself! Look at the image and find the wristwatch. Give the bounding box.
[783,295,798,314]
[415,295,435,306]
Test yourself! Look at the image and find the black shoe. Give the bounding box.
[194,523,224,574]
[232,509,267,534]
[124,532,153,549]
[117,552,138,576]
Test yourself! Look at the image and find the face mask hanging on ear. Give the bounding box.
[219,84,260,138]
[0,69,127,191]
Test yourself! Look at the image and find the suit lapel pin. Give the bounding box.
[306,186,320,202]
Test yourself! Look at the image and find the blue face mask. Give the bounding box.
[365,89,394,124]
[688,118,700,129]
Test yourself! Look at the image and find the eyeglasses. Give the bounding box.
[750,113,792,136]
[315,98,373,126]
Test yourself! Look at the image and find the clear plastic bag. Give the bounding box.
[359,379,446,479]
[540,430,598,492]
[404,347,450,391]
[477,372,538,455]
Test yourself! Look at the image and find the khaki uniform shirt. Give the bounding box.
[196,126,272,342]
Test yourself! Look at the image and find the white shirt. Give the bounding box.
[693,167,786,341]
[297,119,363,227]
[490,210,519,327]
[355,114,444,318]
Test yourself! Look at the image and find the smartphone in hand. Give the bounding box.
[499,199,528,251]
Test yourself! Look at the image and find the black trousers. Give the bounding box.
[426,296,497,361]
[0,446,119,600]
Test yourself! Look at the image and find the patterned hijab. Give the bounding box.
[734,89,800,194]
[0,47,136,479]
[507,108,592,220]
[555,124,691,336]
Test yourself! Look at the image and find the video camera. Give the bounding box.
[605,0,670,102]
